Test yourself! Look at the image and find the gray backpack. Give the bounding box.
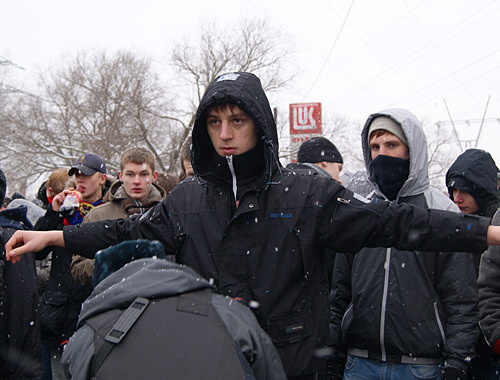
[86,287,255,380]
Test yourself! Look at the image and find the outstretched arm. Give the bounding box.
[6,230,64,264]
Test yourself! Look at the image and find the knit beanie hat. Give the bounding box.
[368,116,408,146]
[298,137,343,164]
[0,169,6,205]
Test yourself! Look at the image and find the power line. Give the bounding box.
[301,0,355,101]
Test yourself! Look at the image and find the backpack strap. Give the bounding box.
[91,297,149,375]
[90,288,216,379]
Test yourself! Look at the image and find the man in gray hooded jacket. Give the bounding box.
[330,109,478,380]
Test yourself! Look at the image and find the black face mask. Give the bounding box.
[370,155,410,200]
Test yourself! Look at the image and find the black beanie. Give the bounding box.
[0,169,6,205]
[298,137,343,164]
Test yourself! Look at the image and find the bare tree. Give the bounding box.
[169,18,296,164]
[424,120,462,193]
[1,50,176,191]
[0,59,33,195]
[2,19,297,193]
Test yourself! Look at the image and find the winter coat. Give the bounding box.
[478,210,500,351]
[448,150,500,368]
[63,73,491,377]
[35,205,92,347]
[286,162,337,287]
[446,148,500,218]
[70,181,165,286]
[0,205,42,379]
[330,108,479,367]
[61,253,287,380]
[83,181,165,222]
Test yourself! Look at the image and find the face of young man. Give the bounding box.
[74,172,106,203]
[206,105,259,157]
[369,132,409,160]
[119,162,158,202]
[452,188,479,214]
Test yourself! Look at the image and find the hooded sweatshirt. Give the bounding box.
[446,148,500,218]
[331,109,478,370]
[61,252,286,380]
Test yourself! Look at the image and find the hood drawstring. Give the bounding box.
[264,139,282,189]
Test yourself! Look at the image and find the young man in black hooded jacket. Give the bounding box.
[6,72,500,379]
[446,149,500,379]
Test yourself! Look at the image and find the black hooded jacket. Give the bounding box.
[0,206,42,379]
[64,72,491,377]
[446,148,500,218]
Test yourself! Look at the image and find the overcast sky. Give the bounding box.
[2,0,500,162]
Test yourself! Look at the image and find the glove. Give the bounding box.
[317,357,345,380]
[443,362,468,380]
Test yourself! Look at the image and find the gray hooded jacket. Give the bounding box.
[331,109,478,369]
[61,257,286,380]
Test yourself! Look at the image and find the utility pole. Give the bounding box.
[438,97,498,152]
[0,57,27,94]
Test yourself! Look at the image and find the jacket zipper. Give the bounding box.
[433,302,446,345]
[226,156,238,203]
[380,247,391,362]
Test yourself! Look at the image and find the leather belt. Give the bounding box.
[348,348,442,365]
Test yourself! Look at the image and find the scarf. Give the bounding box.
[370,155,409,201]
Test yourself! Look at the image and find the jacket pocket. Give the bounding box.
[39,290,70,337]
[266,310,313,345]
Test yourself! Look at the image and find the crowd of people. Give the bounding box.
[2,72,500,380]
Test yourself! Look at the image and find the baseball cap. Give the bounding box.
[68,153,107,176]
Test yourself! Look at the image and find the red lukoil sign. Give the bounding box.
[289,103,322,135]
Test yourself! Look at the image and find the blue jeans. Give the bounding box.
[344,355,442,380]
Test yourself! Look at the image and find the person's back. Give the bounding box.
[331,109,477,380]
[62,240,286,380]
[0,170,42,379]
[0,216,42,379]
